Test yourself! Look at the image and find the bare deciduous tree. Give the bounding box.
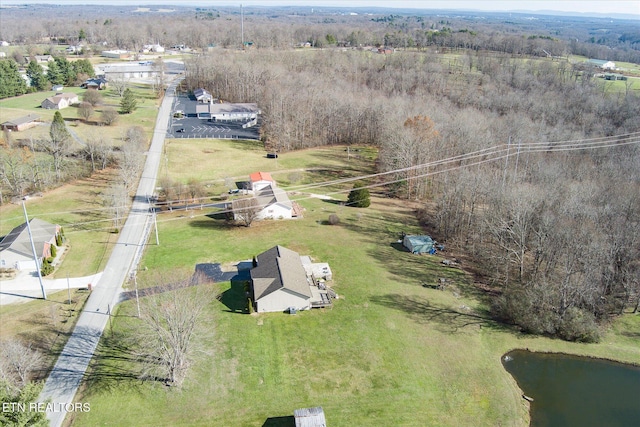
[0,339,43,388]
[102,182,128,231]
[109,74,129,97]
[84,133,113,172]
[78,102,94,122]
[232,197,261,227]
[82,88,103,107]
[101,107,119,126]
[136,273,215,386]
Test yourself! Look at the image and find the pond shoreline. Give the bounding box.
[502,348,640,427]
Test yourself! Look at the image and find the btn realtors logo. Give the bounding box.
[2,402,91,413]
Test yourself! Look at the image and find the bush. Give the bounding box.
[557,307,601,343]
[347,184,371,208]
[494,285,602,343]
[40,259,54,276]
[101,107,119,126]
[82,88,103,106]
[50,244,57,258]
[328,213,340,225]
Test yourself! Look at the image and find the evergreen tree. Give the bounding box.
[46,60,63,85]
[120,88,137,114]
[47,111,72,180]
[53,57,76,85]
[26,60,48,91]
[50,111,70,142]
[0,381,48,427]
[0,60,27,99]
[72,58,95,77]
[347,183,371,208]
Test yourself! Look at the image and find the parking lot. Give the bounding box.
[167,92,261,140]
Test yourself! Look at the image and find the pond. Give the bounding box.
[502,349,640,427]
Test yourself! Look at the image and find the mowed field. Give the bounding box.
[69,139,640,427]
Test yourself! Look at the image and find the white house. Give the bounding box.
[41,92,79,110]
[193,88,213,103]
[255,185,294,220]
[250,246,313,313]
[34,55,54,64]
[142,44,165,53]
[0,218,60,270]
[588,59,616,70]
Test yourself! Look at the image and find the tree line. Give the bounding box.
[1,5,638,62]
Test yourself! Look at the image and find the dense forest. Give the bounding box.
[1,4,639,341]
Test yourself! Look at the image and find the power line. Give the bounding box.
[2,131,639,231]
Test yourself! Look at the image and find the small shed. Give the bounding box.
[403,235,435,254]
[294,406,326,427]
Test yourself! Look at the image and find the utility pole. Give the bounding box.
[107,304,113,334]
[513,139,522,184]
[22,201,46,300]
[502,136,511,190]
[241,4,244,50]
[134,272,141,318]
[154,211,159,245]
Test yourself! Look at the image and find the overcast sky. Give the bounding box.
[2,0,639,16]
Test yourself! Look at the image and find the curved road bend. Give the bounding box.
[39,76,183,427]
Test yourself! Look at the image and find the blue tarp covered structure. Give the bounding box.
[403,235,436,254]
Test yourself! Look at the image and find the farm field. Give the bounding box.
[69,140,640,427]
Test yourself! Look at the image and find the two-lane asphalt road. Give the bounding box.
[39,76,183,427]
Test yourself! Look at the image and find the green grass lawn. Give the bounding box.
[70,143,640,427]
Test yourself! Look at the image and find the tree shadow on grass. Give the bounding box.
[189,216,235,230]
[83,332,161,394]
[370,293,512,334]
[262,416,295,427]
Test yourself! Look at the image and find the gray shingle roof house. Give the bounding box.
[250,245,313,313]
[0,218,60,270]
[41,92,79,110]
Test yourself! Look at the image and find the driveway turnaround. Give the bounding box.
[38,76,183,427]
